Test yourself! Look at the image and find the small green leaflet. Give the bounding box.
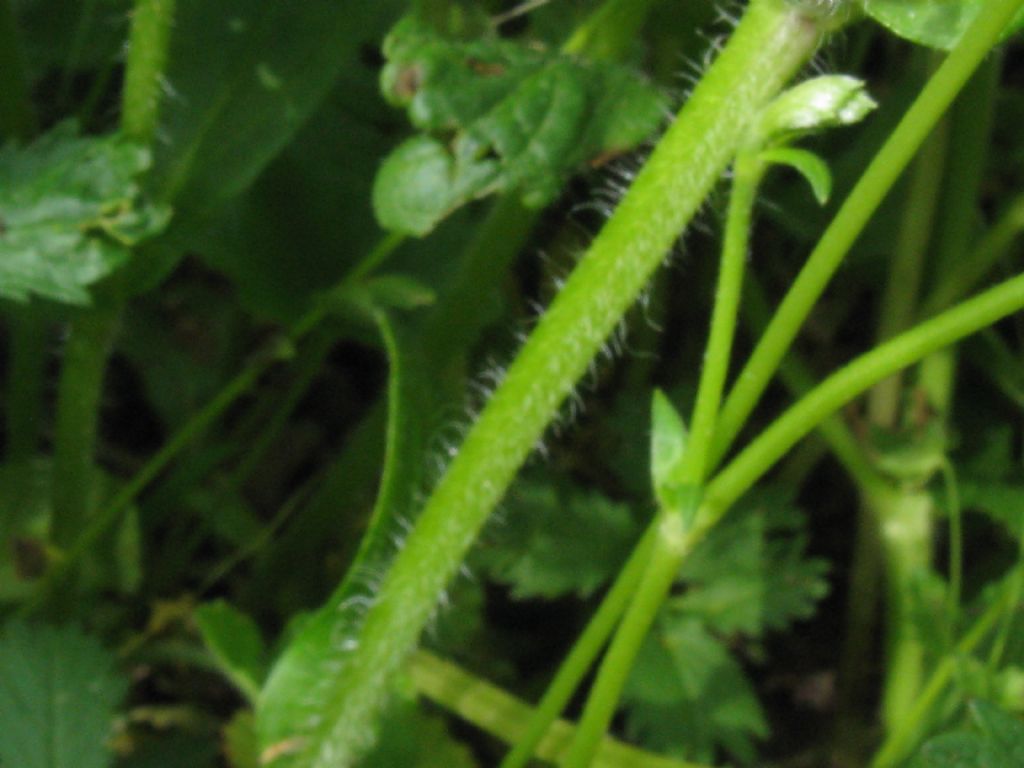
[0,621,128,768]
[0,122,171,305]
[194,600,268,704]
[472,477,640,599]
[909,700,1024,766]
[862,0,1024,50]
[373,16,666,236]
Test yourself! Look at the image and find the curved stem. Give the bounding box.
[704,271,1024,522]
[709,0,1024,468]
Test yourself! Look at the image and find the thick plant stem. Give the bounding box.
[499,526,657,768]
[709,0,1024,469]
[50,305,120,548]
[258,3,826,764]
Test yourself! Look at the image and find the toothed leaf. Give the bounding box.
[0,122,170,305]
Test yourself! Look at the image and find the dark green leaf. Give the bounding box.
[373,16,666,235]
[622,613,769,765]
[0,122,170,304]
[909,700,1024,766]
[674,489,830,636]
[862,1,1024,50]
[473,478,641,599]
[0,621,127,768]
[361,695,477,768]
[194,600,267,703]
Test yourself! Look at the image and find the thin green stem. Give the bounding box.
[50,305,121,548]
[709,0,1024,468]
[922,193,1024,315]
[259,3,827,763]
[868,95,948,426]
[562,510,699,768]
[500,525,657,768]
[704,271,1024,522]
[677,153,763,485]
[121,0,176,143]
[411,650,707,768]
[0,0,37,140]
[870,572,1017,768]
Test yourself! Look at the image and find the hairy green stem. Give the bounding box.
[121,0,176,143]
[258,2,826,764]
[709,0,1024,468]
[499,526,657,768]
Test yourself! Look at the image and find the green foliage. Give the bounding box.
[373,15,666,235]
[862,0,1024,50]
[0,621,127,768]
[0,122,169,304]
[473,477,641,599]
[194,600,267,703]
[909,700,1024,766]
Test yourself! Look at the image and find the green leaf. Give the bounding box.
[0,122,170,305]
[194,601,267,704]
[258,310,439,765]
[472,478,641,599]
[759,147,833,204]
[622,613,769,765]
[373,15,666,235]
[361,695,477,768]
[650,390,688,508]
[674,488,830,636]
[862,1,1024,50]
[909,700,1024,766]
[150,0,405,223]
[754,75,876,147]
[0,621,127,768]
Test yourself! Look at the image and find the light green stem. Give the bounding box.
[121,0,176,143]
[704,271,1024,521]
[258,3,826,764]
[499,526,657,768]
[411,650,707,768]
[709,0,1024,468]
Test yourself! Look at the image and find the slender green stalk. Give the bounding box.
[121,0,176,143]
[49,0,177,549]
[868,97,947,426]
[410,650,707,768]
[709,0,1024,468]
[561,147,766,767]
[259,3,827,764]
[677,153,763,485]
[870,573,1018,768]
[0,0,36,140]
[499,526,657,768]
[704,271,1024,521]
[922,193,1024,315]
[562,511,699,768]
[50,305,121,547]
